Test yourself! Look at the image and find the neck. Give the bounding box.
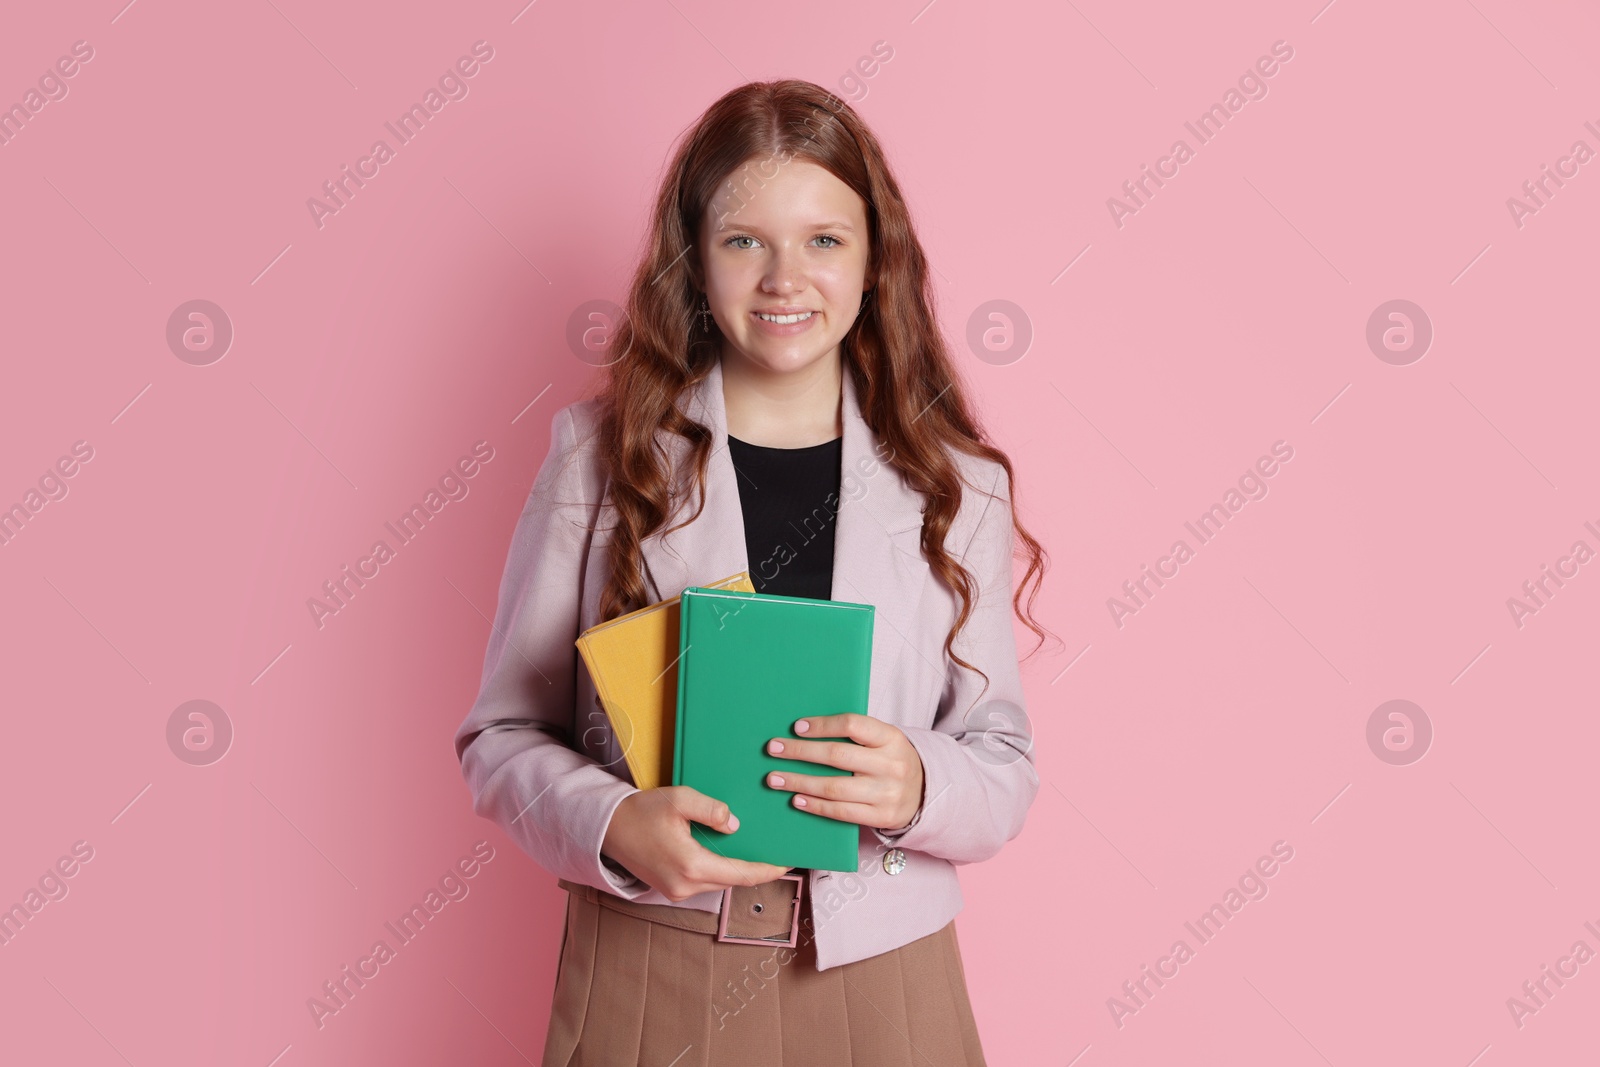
[719,348,844,448]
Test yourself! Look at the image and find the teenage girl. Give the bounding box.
[454,78,1051,1067]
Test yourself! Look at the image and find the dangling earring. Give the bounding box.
[699,294,712,334]
[860,289,872,311]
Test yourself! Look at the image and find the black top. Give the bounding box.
[725,433,843,601]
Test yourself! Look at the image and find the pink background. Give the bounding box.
[2,0,1596,1064]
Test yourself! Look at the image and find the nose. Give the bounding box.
[761,246,805,295]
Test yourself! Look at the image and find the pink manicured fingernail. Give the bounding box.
[795,720,811,734]
[769,774,785,788]
[794,796,808,808]
[727,814,740,832]
[768,740,785,754]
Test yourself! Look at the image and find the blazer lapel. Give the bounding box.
[634,356,747,607]
[829,367,936,713]
[635,357,935,717]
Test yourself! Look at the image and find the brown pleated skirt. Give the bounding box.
[542,879,987,1066]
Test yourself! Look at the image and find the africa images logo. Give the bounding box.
[1106,39,1296,229]
[306,41,496,230]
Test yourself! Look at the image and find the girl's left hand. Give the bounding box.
[765,714,925,831]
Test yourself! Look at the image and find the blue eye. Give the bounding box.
[723,234,844,249]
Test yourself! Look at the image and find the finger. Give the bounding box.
[786,793,882,827]
[687,849,792,889]
[766,736,870,772]
[663,785,740,833]
[713,858,794,887]
[767,769,877,804]
[794,713,888,745]
[671,802,793,884]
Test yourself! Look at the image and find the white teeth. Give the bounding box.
[756,311,814,324]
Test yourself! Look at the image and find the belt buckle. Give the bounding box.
[715,874,803,947]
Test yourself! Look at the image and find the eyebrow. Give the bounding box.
[714,219,858,233]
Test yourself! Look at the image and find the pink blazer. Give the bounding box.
[452,357,1038,969]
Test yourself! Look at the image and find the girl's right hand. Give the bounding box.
[600,786,792,902]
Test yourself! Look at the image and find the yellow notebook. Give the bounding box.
[575,571,756,790]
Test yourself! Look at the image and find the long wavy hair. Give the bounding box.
[589,79,1054,686]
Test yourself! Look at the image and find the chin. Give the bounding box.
[732,346,837,376]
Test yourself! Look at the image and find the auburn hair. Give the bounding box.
[587,79,1054,686]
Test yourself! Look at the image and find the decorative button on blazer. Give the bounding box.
[453,358,1038,970]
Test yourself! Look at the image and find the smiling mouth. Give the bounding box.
[754,310,816,324]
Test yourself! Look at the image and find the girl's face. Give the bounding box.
[696,157,873,379]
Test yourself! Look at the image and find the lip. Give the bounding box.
[751,306,815,315]
[749,308,820,337]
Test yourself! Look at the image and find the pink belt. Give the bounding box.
[558,874,805,947]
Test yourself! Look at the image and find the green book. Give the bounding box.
[672,586,873,873]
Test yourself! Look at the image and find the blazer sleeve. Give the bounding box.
[452,404,649,898]
[873,463,1039,863]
